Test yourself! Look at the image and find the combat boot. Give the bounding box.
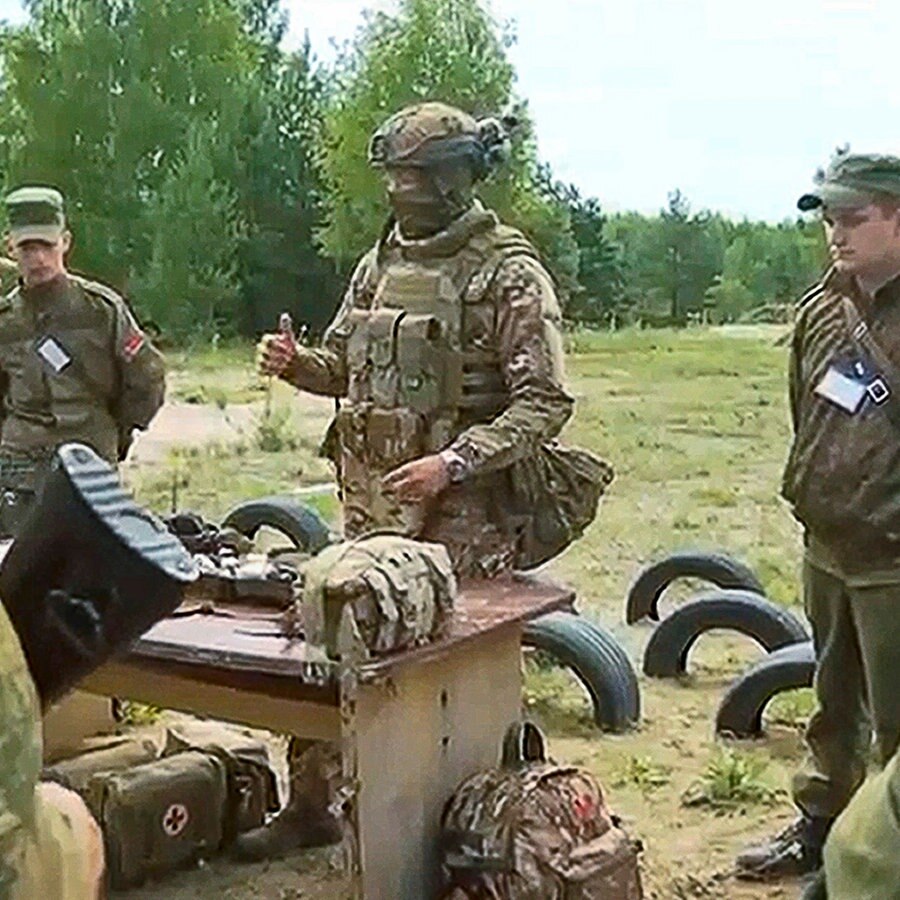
[735,816,832,880]
[231,797,341,861]
[232,739,342,862]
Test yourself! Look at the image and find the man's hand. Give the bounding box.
[257,331,297,377]
[382,453,450,503]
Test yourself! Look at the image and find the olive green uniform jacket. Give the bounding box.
[0,273,165,465]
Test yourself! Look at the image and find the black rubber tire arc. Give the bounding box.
[626,551,766,624]
[522,611,641,733]
[221,495,331,554]
[715,640,815,738]
[642,590,810,677]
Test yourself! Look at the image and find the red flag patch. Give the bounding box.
[122,330,145,361]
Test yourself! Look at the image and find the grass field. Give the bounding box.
[121,325,815,899]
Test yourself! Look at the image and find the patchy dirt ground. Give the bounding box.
[102,329,819,899]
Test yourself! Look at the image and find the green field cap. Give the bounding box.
[798,152,900,211]
[5,185,66,244]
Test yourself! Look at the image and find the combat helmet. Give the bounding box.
[368,101,510,181]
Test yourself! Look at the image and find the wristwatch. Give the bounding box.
[440,449,470,484]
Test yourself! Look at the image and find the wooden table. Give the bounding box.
[82,575,574,900]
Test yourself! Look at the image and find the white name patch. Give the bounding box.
[814,366,866,414]
[35,336,72,374]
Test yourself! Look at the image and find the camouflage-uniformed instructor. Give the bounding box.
[0,602,105,897]
[0,186,165,535]
[237,102,608,860]
[258,102,588,577]
[737,151,900,880]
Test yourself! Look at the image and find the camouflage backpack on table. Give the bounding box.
[300,533,456,660]
[440,722,643,899]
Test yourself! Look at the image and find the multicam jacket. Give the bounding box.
[282,203,577,576]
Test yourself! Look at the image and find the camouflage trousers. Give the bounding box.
[0,449,53,539]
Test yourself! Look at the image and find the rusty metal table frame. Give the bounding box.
[82,575,574,900]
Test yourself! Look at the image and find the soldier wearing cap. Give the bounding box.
[0,186,165,535]
[736,150,900,881]
[242,101,610,861]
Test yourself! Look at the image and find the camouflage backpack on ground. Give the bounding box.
[300,533,456,659]
[440,722,643,899]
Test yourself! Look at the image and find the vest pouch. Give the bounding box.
[396,314,463,414]
[87,750,227,889]
[366,407,425,470]
[335,405,369,458]
[345,309,371,403]
[368,308,404,407]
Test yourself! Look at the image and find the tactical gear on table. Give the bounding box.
[299,533,456,660]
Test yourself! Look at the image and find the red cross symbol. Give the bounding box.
[572,793,597,821]
[162,803,190,837]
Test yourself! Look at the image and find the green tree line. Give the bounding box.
[0,0,826,341]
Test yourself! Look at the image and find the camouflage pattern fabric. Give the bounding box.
[280,202,607,577]
[300,533,456,659]
[0,603,101,898]
[0,259,17,297]
[783,268,900,566]
[440,726,643,899]
[368,101,481,168]
[0,273,165,464]
[798,149,900,211]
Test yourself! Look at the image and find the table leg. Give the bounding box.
[345,624,523,900]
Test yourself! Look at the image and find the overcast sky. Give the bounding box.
[0,0,896,221]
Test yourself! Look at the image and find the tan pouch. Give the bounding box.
[43,734,159,794]
[87,750,227,888]
[163,722,279,840]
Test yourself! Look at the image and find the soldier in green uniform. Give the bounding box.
[0,602,106,898]
[237,102,608,861]
[736,151,900,880]
[0,186,166,535]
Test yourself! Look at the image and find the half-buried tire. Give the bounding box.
[642,590,809,677]
[221,495,331,554]
[715,641,815,738]
[626,551,765,624]
[523,612,640,733]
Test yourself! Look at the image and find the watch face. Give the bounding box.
[448,459,467,483]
